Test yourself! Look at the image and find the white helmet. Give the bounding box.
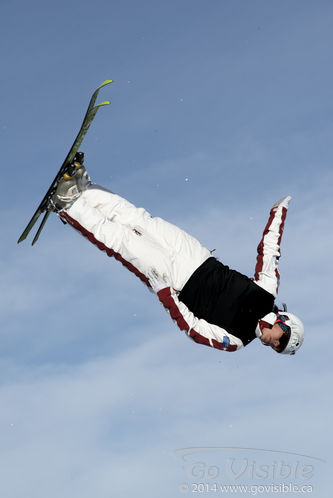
[274,312,304,355]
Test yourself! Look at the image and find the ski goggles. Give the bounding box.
[273,314,291,353]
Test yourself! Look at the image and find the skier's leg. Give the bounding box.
[80,185,211,289]
[60,194,204,290]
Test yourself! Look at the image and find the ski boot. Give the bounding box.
[50,152,91,212]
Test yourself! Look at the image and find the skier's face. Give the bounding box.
[260,324,284,351]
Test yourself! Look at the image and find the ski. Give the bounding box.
[18,79,113,245]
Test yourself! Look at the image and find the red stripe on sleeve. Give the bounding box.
[157,288,236,351]
[254,210,275,280]
[157,288,190,331]
[254,206,287,282]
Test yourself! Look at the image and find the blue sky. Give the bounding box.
[1,0,332,496]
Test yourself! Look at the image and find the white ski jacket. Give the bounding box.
[61,187,290,352]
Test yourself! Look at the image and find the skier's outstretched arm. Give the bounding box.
[254,196,291,298]
[148,271,243,352]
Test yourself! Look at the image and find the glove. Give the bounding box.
[147,269,171,294]
[272,196,291,210]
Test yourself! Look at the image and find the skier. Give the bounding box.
[50,154,304,355]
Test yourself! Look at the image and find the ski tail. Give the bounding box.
[17,209,43,244]
[32,211,51,245]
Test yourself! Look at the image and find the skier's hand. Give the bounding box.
[272,196,291,210]
[148,269,171,293]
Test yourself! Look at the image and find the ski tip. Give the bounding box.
[97,100,111,107]
[99,79,113,88]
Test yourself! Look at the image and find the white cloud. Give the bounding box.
[0,321,330,497]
